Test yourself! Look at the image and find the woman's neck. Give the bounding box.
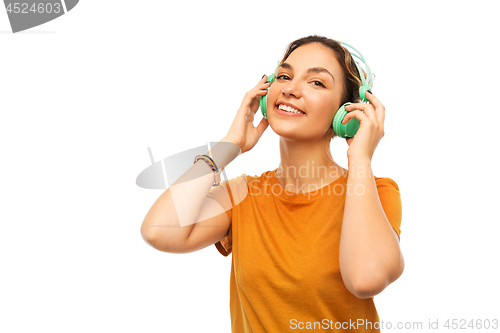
[276,136,347,194]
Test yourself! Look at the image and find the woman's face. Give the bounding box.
[267,42,344,141]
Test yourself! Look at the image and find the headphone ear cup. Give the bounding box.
[332,103,360,138]
[260,73,275,119]
[260,92,268,119]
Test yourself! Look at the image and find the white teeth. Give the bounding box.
[278,104,305,114]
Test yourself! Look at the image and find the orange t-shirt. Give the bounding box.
[207,168,402,333]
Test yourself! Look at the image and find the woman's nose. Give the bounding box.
[281,81,302,99]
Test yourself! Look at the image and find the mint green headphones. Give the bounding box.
[259,41,374,138]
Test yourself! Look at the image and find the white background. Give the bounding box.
[1,1,499,332]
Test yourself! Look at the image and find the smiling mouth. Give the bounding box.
[276,103,306,115]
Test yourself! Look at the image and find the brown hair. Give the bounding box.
[277,35,366,139]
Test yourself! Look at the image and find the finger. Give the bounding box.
[341,110,368,125]
[259,75,270,85]
[255,89,268,96]
[365,90,382,109]
[248,89,268,112]
[246,88,268,101]
[249,95,259,110]
[254,82,270,91]
[344,103,375,120]
[250,76,270,90]
[366,91,385,124]
[247,91,267,112]
[256,116,269,136]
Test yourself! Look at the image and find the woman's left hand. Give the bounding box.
[341,91,385,162]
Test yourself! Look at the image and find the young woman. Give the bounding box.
[141,35,404,332]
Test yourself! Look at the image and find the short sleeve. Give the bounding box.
[207,174,248,256]
[215,222,233,257]
[375,177,403,240]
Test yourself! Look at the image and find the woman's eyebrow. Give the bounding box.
[279,63,334,82]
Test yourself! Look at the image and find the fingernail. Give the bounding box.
[262,74,266,79]
[367,90,373,95]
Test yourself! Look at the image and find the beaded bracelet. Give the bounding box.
[193,154,222,187]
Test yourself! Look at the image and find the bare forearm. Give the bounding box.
[339,157,403,298]
[141,139,240,241]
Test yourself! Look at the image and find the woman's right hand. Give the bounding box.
[223,75,270,154]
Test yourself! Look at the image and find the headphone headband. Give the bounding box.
[337,41,374,101]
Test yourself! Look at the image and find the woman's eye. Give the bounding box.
[277,75,325,88]
[312,80,325,88]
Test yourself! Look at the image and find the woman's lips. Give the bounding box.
[275,105,307,117]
